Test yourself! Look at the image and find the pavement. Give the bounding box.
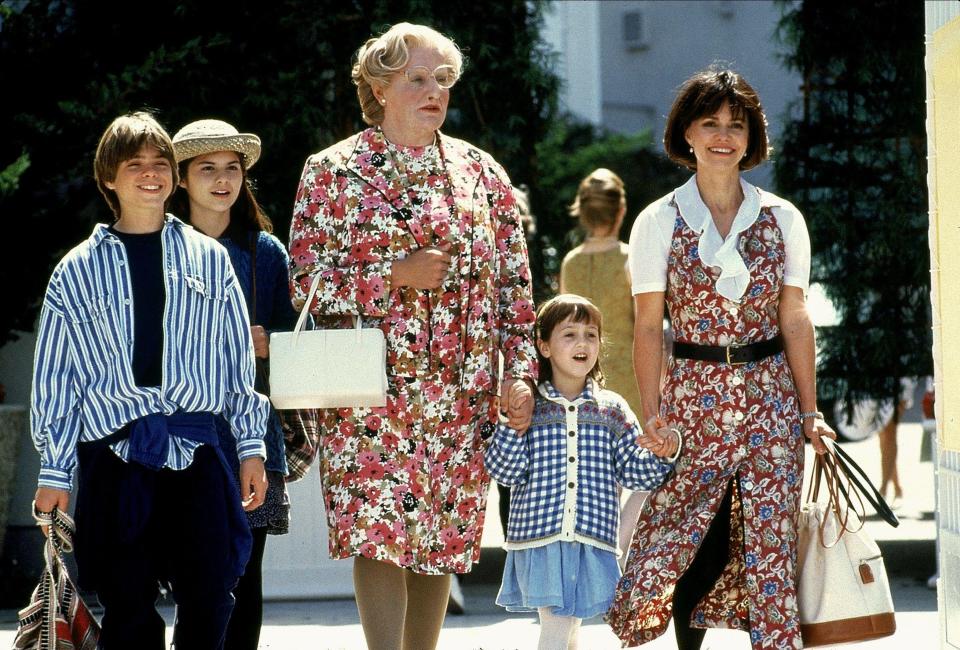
[0,420,940,649]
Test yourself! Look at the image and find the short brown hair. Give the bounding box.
[663,66,769,171]
[568,168,626,231]
[94,112,178,219]
[535,294,605,386]
[352,22,463,126]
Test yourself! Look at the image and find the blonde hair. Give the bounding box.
[351,22,464,126]
[568,168,626,232]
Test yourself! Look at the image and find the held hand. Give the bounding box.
[34,487,70,537]
[392,242,452,290]
[638,415,667,448]
[804,416,837,455]
[239,457,267,511]
[250,325,269,359]
[645,426,680,459]
[505,380,534,435]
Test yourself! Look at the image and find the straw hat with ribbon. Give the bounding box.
[171,119,262,169]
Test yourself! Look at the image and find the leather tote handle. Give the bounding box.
[830,438,900,528]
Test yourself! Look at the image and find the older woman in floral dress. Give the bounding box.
[288,22,537,650]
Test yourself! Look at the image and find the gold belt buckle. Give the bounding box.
[726,344,746,366]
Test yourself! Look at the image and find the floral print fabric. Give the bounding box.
[608,197,805,649]
[288,128,537,574]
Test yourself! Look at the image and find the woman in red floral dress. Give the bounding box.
[288,22,537,650]
[607,67,836,650]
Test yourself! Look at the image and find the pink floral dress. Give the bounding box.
[288,128,537,575]
[608,199,805,648]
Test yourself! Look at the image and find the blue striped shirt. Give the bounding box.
[484,380,677,552]
[31,215,269,491]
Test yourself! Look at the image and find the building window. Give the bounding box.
[623,11,648,51]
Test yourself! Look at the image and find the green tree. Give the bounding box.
[0,0,559,345]
[774,0,931,415]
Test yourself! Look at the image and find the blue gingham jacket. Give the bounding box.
[484,380,677,552]
[31,215,269,491]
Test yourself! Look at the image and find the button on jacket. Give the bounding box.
[31,215,269,491]
[484,380,677,553]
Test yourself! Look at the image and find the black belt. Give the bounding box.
[673,334,784,366]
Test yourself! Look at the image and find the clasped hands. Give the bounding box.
[500,377,535,433]
[638,415,681,459]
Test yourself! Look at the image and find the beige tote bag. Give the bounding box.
[797,440,896,646]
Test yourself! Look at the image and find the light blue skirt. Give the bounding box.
[496,541,621,619]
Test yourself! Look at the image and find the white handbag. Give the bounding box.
[269,273,387,409]
[797,439,897,646]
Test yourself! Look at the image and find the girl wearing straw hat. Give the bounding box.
[171,119,296,650]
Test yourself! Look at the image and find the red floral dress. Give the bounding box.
[289,128,537,575]
[608,201,805,649]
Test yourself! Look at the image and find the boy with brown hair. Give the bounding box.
[31,111,268,649]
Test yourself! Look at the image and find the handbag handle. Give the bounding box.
[32,504,77,589]
[32,502,76,554]
[293,273,364,343]
[807,450,857,547]
[804,438,900,548]
[830,439,899,528]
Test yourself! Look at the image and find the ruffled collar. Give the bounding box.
[674,174,762,302]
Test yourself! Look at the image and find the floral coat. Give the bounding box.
[288,127,537,574]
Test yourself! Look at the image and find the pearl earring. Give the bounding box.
[380,98,386,105]
[689,146,694,153]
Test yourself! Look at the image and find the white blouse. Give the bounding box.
[628,175,811,302]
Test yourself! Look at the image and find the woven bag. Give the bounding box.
[14,507,100,650]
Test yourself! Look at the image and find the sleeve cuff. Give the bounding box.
[632,281,667,295]
[237,439,267,461]
[783,275,808,291]
[38,467,73,492]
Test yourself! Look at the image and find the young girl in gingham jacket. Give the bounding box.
[485,294,681,649]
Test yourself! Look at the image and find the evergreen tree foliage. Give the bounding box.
[0,0,559,344]
[774,0,931,413]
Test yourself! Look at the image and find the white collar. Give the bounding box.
[674,175,762,302]
[537,378,598,406]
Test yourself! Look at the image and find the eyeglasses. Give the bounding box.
[403,65,459,89]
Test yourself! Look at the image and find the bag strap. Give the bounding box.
[829,438,900,528]
[32,503,76,554]
[293,273,363,341]
[805,445,863,547]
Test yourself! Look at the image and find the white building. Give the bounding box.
[541,0,802,189]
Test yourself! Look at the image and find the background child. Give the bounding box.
[484,294,680,650]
